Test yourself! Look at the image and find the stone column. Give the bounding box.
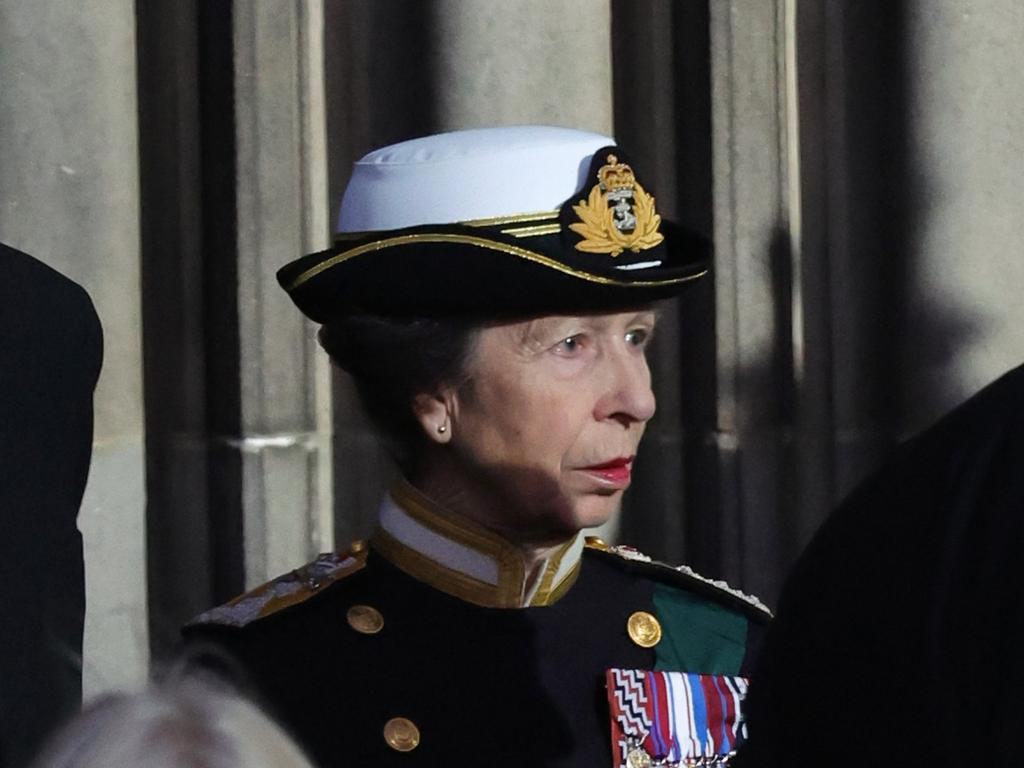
[709,0,805,599]
[427,0,612,133]
[232,1,334,588]
[0,0,148,693]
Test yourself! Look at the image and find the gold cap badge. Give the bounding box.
[570,154,664,257]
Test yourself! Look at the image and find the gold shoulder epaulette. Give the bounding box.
[584,537,772,617]
[188,541,369,629]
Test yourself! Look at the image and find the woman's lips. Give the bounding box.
[578,457,633,487]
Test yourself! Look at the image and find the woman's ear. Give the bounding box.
[412,392,453,444]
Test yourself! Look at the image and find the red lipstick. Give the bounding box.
[579,457,633,487]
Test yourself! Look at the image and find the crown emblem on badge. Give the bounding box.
[570,154,664,257]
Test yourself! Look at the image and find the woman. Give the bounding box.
[187,126,769,767]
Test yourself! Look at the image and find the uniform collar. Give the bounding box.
[370,479,584,608]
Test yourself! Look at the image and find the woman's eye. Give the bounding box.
[625,328,651,347]
[554,335,584,355]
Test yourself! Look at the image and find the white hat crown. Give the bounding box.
[337,125,615,232]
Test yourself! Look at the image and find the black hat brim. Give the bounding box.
[278,220,710,322]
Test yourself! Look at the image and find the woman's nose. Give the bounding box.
[595,351,656,426]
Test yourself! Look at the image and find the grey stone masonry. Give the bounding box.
[232,1,334,588]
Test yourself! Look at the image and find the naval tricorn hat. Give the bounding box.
[278,126,710,321]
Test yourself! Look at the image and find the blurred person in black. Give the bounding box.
[739,363,1024,767]
[0,243,102,768]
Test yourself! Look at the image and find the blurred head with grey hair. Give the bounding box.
[30,672,315,768]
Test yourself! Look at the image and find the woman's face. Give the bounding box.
[436,309,658,544]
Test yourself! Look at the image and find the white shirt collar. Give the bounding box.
[371,480,584,608]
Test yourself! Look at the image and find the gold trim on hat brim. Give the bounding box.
[334,211,559,242]
[501,223,562,238]
[462,210,560,227]
[285,233,707,292]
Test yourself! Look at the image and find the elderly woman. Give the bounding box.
[31,672,314,768]
[188,127,769,768]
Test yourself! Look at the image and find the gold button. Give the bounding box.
[584,536,610,551]
[626,747,652,768]
[346,604,384,634]
[383,717,420,752]
[349,539,367,554]
[627,610,662,648]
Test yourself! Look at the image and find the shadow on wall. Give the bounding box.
[729,0,985,603]
[324,0,441,221]
[612,0,714,568]
[827,0,984,495]
[619,0,986,605]
[324,0,442,545]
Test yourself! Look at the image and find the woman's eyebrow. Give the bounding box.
[526,316,584,337]
[517,318,566,349]
[626,309,659,326]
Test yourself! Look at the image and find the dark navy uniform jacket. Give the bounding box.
[188,481,769,767]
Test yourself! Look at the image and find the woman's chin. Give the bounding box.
[564,493,622,532]
[505,495,619,543]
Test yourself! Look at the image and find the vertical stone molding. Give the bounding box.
[710,0,800,598]
[428,0,612,134]
[0,0,149,693]
[233,1,334,587]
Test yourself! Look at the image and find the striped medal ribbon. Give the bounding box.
[606,669,749,767]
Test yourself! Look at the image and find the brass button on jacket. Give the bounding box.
[627,610,662,648]
[383,717,420,752]
[347,604,384,634]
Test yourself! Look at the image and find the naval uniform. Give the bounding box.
[187,481,769,767]
[210,127,759,766]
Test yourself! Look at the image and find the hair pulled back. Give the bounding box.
[317,313,480,469]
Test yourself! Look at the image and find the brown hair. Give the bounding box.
[317,313,480,470]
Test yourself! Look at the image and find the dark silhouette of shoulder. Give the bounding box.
[0,242,102,768]
[741,363,1024,768]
